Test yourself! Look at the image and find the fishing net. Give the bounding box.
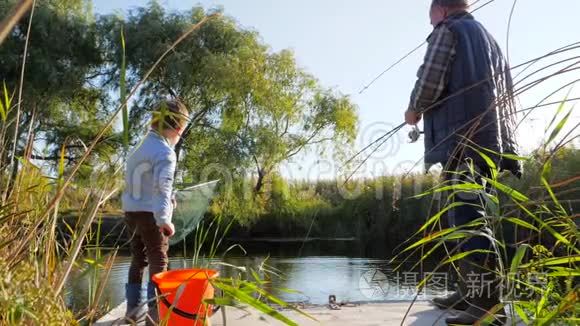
[170,180,219,245]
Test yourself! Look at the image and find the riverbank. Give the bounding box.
[95,301,524,325]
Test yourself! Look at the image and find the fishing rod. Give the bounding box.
[342,0,498,183]
[342,122,405,166]
[344,39,580,184]
[358,0,496,95]
[342,123,405,184]
[341,123,424,185]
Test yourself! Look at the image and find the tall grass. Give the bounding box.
[393,100,579,325]
[218,174,436,249]
[208,152,579,253]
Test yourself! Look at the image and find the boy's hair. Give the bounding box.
[431,0,469,9]
[151,100,189,131]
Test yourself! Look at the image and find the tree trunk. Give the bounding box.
[173,107,210,177]
[174,123,192,164]
[255,169,266,194]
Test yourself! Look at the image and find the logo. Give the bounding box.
[359,269,389,299]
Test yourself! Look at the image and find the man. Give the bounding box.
[405,0,522,325]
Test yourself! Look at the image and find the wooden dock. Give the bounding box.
[95,301,524,325]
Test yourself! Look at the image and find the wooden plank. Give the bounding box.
[96,301,526,326]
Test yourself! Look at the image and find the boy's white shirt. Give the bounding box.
[122,130,176,226]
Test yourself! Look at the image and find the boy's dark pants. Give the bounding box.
[125,212,169,323]
[125,212,169,284]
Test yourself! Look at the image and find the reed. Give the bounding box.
[0,7,304,325]
[394,100,579,325]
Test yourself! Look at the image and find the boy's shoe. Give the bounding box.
[124,283,146,323]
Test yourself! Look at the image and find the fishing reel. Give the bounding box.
[408,126,423,143]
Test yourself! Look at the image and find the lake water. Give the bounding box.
[66,240,451,313]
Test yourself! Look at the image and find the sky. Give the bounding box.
[93,0,580,180]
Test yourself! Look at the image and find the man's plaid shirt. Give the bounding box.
[408,23,456,113]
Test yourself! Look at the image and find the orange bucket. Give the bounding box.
[152,269,220,326]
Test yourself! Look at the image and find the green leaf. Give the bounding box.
[536,281,554,323]
[500,152,529,161]
[120,26,129,150]
[204,297,236,306]
[522,256,580,268]
[485,178,529,202]
[483,192,500,216]
[541,176,567,215]
[480,303,506,325]
[442,250,494,265]
[541,159,552,180]
[544,88,572,143]
[547,106,574,145]
[403,228,457,252]
[3,81,9,108]
[413,183,483,199]
[546,267,580,277]
[244,280,316,322]
[0,81,9,122]
[466,144,498,179]
[541,166,567,215]
[415,202,474,235]
[554,289,580,318]
[212,280,299,325]
[510,245,528,275]
[513,303,530,325]
[276,287,302,295]
[407,241,445,271]
[403,227,470,253]
[479,146,530,162]
[515,201,579,254]
[58,142,67,187]
[250,269,264,285]
[504,217,539,232]
[0,98,5,122]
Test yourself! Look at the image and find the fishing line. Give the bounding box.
[344,42,580,183]
[358,0,495,95]
[342,122,405,166]
[342,123,405,184]
[343,0,500,182]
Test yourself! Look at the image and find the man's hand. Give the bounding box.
[159,222,175,237]
[405,110,422,126]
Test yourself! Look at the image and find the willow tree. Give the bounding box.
[100,3,357,194]
[210,49,358,193]
[0,0,116,190]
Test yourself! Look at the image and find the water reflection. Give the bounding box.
[67,241,449,313]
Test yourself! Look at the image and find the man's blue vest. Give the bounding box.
[423,12,522,176]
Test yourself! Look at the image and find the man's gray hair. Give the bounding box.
[431,0,469,8]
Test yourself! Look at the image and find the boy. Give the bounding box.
[121,100,188,324]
